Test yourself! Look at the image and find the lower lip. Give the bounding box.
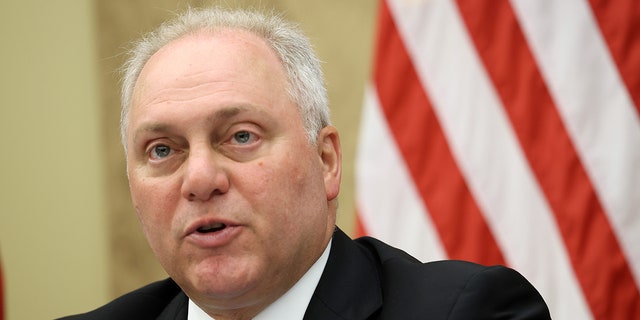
[185,225,242,248]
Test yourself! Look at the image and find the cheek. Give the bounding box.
[129,176,179,236]
[256,155,314,195]
[258,154,326,220]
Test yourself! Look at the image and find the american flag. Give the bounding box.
[355,0,640,319]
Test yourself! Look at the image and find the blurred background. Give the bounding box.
[0,1,375,318]
[2,1,639,319]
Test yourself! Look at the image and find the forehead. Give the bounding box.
[131,29,290,110]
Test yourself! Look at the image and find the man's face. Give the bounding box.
[125,30,341,314]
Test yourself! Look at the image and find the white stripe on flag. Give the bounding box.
[357,0,640,318]
[383,0,592,318]
[356,84,447,262]
[511,0,640,287]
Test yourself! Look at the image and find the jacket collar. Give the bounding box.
[304,228,383,319]
[156,290,188,320]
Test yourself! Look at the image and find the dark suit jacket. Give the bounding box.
[60,228,551,319]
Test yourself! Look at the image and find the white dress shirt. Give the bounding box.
[188,240,332,320]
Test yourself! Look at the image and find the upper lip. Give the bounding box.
[184,217,240,237]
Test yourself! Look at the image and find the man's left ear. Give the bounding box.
[317,126,342,201]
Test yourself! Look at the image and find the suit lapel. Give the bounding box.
[304,228,382,320]
[156,291,188,320]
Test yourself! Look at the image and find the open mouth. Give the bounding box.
[196,222,227,233]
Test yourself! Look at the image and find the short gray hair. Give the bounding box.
[120,7,330,146]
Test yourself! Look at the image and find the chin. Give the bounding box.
[183,257,262,303]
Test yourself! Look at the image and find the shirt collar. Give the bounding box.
[187,239,332,320]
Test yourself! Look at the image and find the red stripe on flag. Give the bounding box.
[455,0,640,318]
[589,0,640,118]
[373,1,505,265]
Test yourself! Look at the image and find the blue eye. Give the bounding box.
[150,144,172,159]
[233,131,252,144]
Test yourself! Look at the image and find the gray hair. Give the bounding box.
[120,7,330,146]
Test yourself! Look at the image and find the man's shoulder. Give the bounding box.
[354,235,493,288]
[57,278,184,320]
[333,230,504,292]
[352,235,551,319]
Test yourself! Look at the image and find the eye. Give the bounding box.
[149,144,173,160]
[231,130,256,145]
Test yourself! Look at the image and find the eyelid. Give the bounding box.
[224,123,262,144]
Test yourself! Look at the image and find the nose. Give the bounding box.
[181,147,230,201]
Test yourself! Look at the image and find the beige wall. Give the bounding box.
[0,1,377,318]
[0,1,108,319]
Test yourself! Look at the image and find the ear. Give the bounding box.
[317,126,342,201]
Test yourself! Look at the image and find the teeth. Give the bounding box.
[197,223,226,233]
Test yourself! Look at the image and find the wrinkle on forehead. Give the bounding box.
[131,29,289,113]
[134,80,275,111]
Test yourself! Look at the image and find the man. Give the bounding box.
[61,7,550,320]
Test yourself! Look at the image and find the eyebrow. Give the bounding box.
[131,105,261,143]
[206,105,247,123]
